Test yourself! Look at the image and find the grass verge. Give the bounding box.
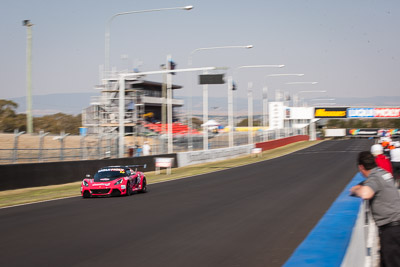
[0,140,322,208]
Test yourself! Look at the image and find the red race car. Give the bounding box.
[81,165,147,198]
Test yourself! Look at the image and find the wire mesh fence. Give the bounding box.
[0,127,307,164]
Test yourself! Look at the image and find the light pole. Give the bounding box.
[228,64,285,147]
[264,74,304,131]
[187,45,253,151]
[293,89,326,106]
[291,89,326,142]
[247,82,253,145]
[282,82,319,106]
[105,5,193,78]
[166,55,173,154]
[276,82,318,101]
[23,20,33,134]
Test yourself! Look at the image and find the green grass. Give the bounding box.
[0,140,322,208]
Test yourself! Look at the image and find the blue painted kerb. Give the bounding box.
[283,172,365,267]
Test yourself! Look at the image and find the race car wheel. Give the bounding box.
[139,179,147,193]
[126,182,132,196]
[82,191,91,198]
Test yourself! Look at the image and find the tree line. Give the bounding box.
[0,99,82,135]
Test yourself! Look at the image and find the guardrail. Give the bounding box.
[177,135,309,167]
[283,172,379,267]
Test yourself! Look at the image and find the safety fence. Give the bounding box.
[0,127,307,164]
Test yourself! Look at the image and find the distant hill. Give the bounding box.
[8,93,400,116]
[11,93,97,116]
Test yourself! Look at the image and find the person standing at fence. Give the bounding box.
[128,143,135,157]
[371,144,393,174]
[135,143,142,157]
[142,141,151,156]
[350,151,400,267]
[390,142,400,188]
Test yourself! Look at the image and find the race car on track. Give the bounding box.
[81,165,147,198]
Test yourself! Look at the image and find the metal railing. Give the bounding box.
[364,200,380,267]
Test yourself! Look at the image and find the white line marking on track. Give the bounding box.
[0,195,79,210]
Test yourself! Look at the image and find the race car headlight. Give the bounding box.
[83,180,89,187]
[114,178,123,186]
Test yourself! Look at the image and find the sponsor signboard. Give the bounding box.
[346,107,400,118]
[347,108,374,118]
[346,128,379,137]
[388,129,400,137]
[314,107,347,118]
[155,157,174,168]
[374,108,400,118]
[285,107,314,120]
[347,128,400,137]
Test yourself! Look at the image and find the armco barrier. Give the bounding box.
[177,145,254,167]
[283,173,366,267]
[0,154,177,191]
[255,135,309,151]
[177,135,310,168]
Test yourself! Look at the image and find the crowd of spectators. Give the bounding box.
[350,132,400,266]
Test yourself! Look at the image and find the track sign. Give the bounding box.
[199,74,225,85]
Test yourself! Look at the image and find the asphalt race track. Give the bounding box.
[0,139,373,267]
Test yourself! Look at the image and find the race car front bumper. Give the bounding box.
[81,186,127,197]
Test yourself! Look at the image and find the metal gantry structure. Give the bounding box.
[83,76,146,136]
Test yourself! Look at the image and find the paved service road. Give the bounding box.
[0,139,372,267]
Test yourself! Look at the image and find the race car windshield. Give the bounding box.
[94,171,126,181]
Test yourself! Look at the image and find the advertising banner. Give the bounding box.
[374,108,400,118]
[387,129,400,137]
[285,107,314,120]
[155,157,174,168]
[347,128,400,137]
[314,107,347,118]
[347,108,374,118]
[346,128,379,137]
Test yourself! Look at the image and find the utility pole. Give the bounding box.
[23,20,33,134]
[161,56,169,153]
[166,55,173,153]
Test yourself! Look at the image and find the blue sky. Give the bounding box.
[1,0,399,104]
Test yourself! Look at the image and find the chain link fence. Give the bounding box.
[0,127,307,164]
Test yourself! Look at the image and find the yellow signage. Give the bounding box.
[315,108,347,118]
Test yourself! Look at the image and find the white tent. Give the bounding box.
[201,120,220,127]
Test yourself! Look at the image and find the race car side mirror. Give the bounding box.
[86,174,91,178]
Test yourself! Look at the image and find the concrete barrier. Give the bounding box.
[255,135,309,151]
[177,145,254,167]
[0,154,177,191]
[177,135,310,167]
[283,172,376,267]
